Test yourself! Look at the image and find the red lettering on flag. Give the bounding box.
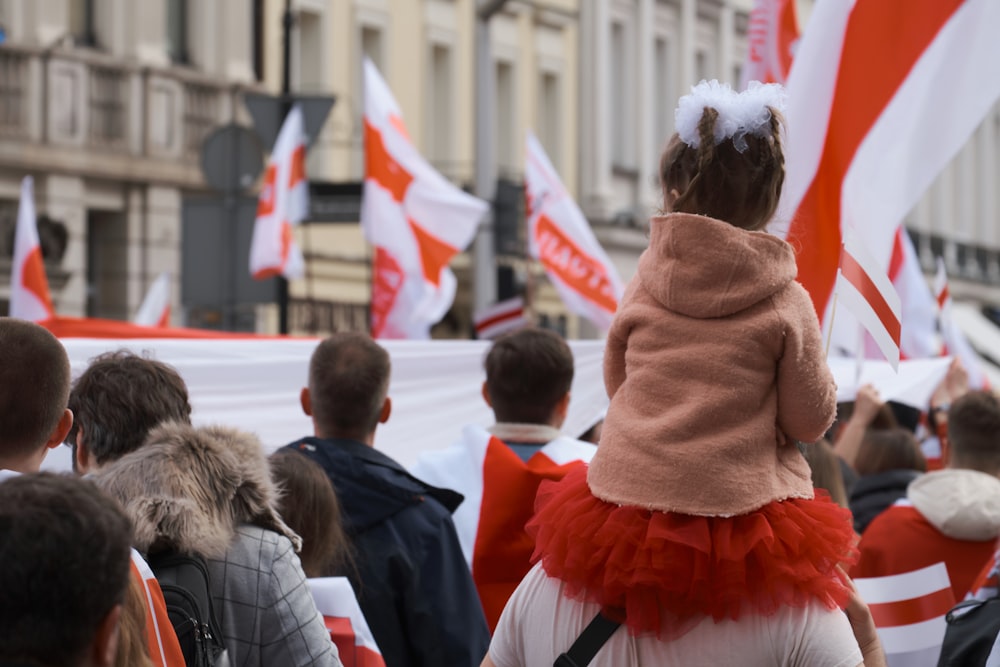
[257,164,277,217]
[370,248,404,337]
[534,215,617,314]
[289,144,306,188]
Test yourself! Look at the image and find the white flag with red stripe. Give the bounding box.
[10,176,55,322]
[134,272,172,328]
[774,0,1000,360]
[362,59,487,339]
[250,105,308,280]
[473,296,529,340]
[739,0,800,89]
[854,562,955,667]
[308,577,385,667]
[935,258,989,389]
[525,133,624,332]
[835,231,902,370]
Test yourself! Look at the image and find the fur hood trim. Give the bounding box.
[94,422,301,559]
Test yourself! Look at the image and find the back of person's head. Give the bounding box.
[484,327,574,425]
[0,473,132,667]
[68,350,191,465]
[854,428,927,477]
[661,80,785,231]
[308,332,390,440]
[270,449,354,578]
[0,317,70,459]
[801,439,849,508]
[946,390,1000,474]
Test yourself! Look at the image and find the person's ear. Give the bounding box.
[75,430,92,474]
[379,397,392,424]
[481,382,492,408]
[300,387,312,417]
[89,603,122,667]
[46,408,73,451]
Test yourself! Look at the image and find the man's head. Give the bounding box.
[0,318,73,471]
[68,350,191,471]
[947,390,1000,474]
[483,328,574,426]
[301,332,391,442]
[0,473,132,667]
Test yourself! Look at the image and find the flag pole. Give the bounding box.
[824,292,839,358]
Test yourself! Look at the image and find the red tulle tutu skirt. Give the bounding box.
[527,467,858,639]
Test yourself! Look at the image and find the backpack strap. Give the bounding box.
[553,610,622,667]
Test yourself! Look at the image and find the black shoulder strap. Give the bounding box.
[554,610,622,667]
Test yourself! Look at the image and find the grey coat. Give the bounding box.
[95,422,341,667]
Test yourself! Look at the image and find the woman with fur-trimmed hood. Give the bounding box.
[94,421,342,667]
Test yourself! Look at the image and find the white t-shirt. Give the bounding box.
[490,563,864,667]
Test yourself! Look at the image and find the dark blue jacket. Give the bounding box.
[285,437,490,667]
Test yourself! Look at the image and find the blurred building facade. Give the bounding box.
[0,0,256,323]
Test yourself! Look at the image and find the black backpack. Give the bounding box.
[938,595,1000,666]
[147,550,231,667]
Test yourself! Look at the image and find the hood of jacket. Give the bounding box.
[94,422,300,559]
[289,437,464,535]
[907,468,1000,541]
[638,213,797,319]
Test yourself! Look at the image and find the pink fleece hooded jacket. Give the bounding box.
[587,213,837,516]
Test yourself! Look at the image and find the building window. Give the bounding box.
[86,210,128,320]
[538,71,561,172]
[427,43,453,176]
[70,0,98,47]
[496,60,515,177]
[166,0,188,64]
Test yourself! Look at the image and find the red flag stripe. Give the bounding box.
[789,0,966,317]
[840,247,902,344]
[868,587,954,628]
[475,309,524,333]
[937,283,950,310]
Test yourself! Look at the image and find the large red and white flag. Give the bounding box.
[774,0,1000,357]
[473,296,529,340]
[739,0,800,89]
[134,272,171,328]
[308,577,385,667]
[525,133,624,332]
[362,59,487,339]
[10,176,55,322]
[250,105,308,280]
[409,424,595,630]
[835,231,902,370]
[935,257,989,389]
[853,562,955,667]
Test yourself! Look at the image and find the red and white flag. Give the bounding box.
[740,0,800,88]
[362,59,487,339]
[308,577,385,667]
[773,0,1000,359]
[835,231,902,370]
[935,257,989,389]
[890,227,940,360]
[134,272,171,328]
[525,133,624,332]
[473,296,529,340]
[250,105,308,280]
[10,176,55,322]
[853,562,955,667]
[409,424,595,630]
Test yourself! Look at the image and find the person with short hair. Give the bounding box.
[410,327,597,629]
[0,317,73,480]
[853,390,1000,600]
[284,332,490,667]
[73,350,340,667]
[0,472,132,667]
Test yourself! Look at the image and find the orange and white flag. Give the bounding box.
[308,577,385,667]
[525,133,624,332]
[854,562,955,667]
[773,0,1000,357]
[10,176,54,322]
[740,0,800,88]
[362,59,487,339]
[835,231,902,370]
[134,272,171,328]
[250,105,308,280]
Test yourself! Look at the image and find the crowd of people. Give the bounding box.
[4,80,999,667]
